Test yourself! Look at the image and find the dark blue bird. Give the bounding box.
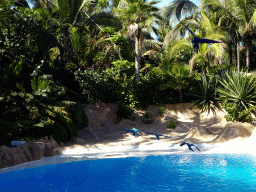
[122,128,142,136]
[180,141,200,152]
[180,21,221,53]
[145,132,170,140]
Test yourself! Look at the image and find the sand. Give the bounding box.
[57,103,256,153]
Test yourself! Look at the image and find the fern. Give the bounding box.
[31,76,51,96]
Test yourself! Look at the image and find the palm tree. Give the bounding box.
[203,0,256,70]
[189,11,227,73]
[162,0,198,24]
[162,10,227,74]
[34,0,123,63]
[112,0,160,82]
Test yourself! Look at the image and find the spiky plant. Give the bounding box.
[217,69,256,111]
[190,74,221,114]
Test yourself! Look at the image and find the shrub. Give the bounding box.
[158,64,199,105]
[190,74,221,114]
[158,104,166,116]
[141,111,153,124]
[74,68,122,103]
[131,69,171,108]
[0,90,48,142]
[168,120,176,129]
[65,102,88,130]
[110,60,135,78]
[218,69,256,112]
[116,102,134,121]
[0,119,18,142]
[222,101,255,122]
[217,69,256,122]
[46,109,78,145]
[0,87,84,145]
[51,122,68,145]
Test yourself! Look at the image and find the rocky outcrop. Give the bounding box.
[0,136,61,169]
[71,137,86,144]
[118,119,139,130]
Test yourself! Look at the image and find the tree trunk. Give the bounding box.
[135,23,140,82]
[237,41,240,72]
[243,36,251,71]
[229,42,233,66]
[234,37,237,67]
[246,45,250,71]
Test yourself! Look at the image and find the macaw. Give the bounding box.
[180,141,201,152]
[180,21,221,53]
[145,131,170,140]
[122,128,142,136]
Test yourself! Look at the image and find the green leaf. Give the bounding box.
[33,122,45,127]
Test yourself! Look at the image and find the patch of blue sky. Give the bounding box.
[152,0,201,40]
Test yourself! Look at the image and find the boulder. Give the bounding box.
[85,102,118,128]
[118,119,139,130]
[0,136,61,169]
[71,137,86,144]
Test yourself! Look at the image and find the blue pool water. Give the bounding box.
[1,153,256,191]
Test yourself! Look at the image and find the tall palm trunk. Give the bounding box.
[135,22,141,82]
[234,36,237,67]
[237,41,240,72]
[245,44,250,70]
[228,31,233,66]
[244,37,251,70]
[228,42,233,66]
[246,48,250,70]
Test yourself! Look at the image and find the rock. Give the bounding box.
[0,136,61,169]
[118,119,139,130]
[141,111,154,124]
[129,111,137,121]
[71,137,86,144]
[85,102,118,128]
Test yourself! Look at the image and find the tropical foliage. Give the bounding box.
[2,0,256,145]
[218,69,256,121]
[190,73,221,114]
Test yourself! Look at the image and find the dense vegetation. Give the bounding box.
[1,0,256,145]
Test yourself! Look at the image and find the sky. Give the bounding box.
[156,0,201,8]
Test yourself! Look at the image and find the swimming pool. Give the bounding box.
[1,146,256,192]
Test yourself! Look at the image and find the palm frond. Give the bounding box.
[176,0,198,20]
[249,9,256,29]
[142,49,159,57]
[165,39,194,61]
[89,12,123,30]
[142,39,162,51]
[161,0,197,22]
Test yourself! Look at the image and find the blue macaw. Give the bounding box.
[145,131,170,140]
[180,141,201,152]
[180,21,221,53]
[122,128,142,136]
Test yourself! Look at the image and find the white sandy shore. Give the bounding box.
[1,103,255,173]
[58,103,256,155]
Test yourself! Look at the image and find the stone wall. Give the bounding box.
[0,136,61,169]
